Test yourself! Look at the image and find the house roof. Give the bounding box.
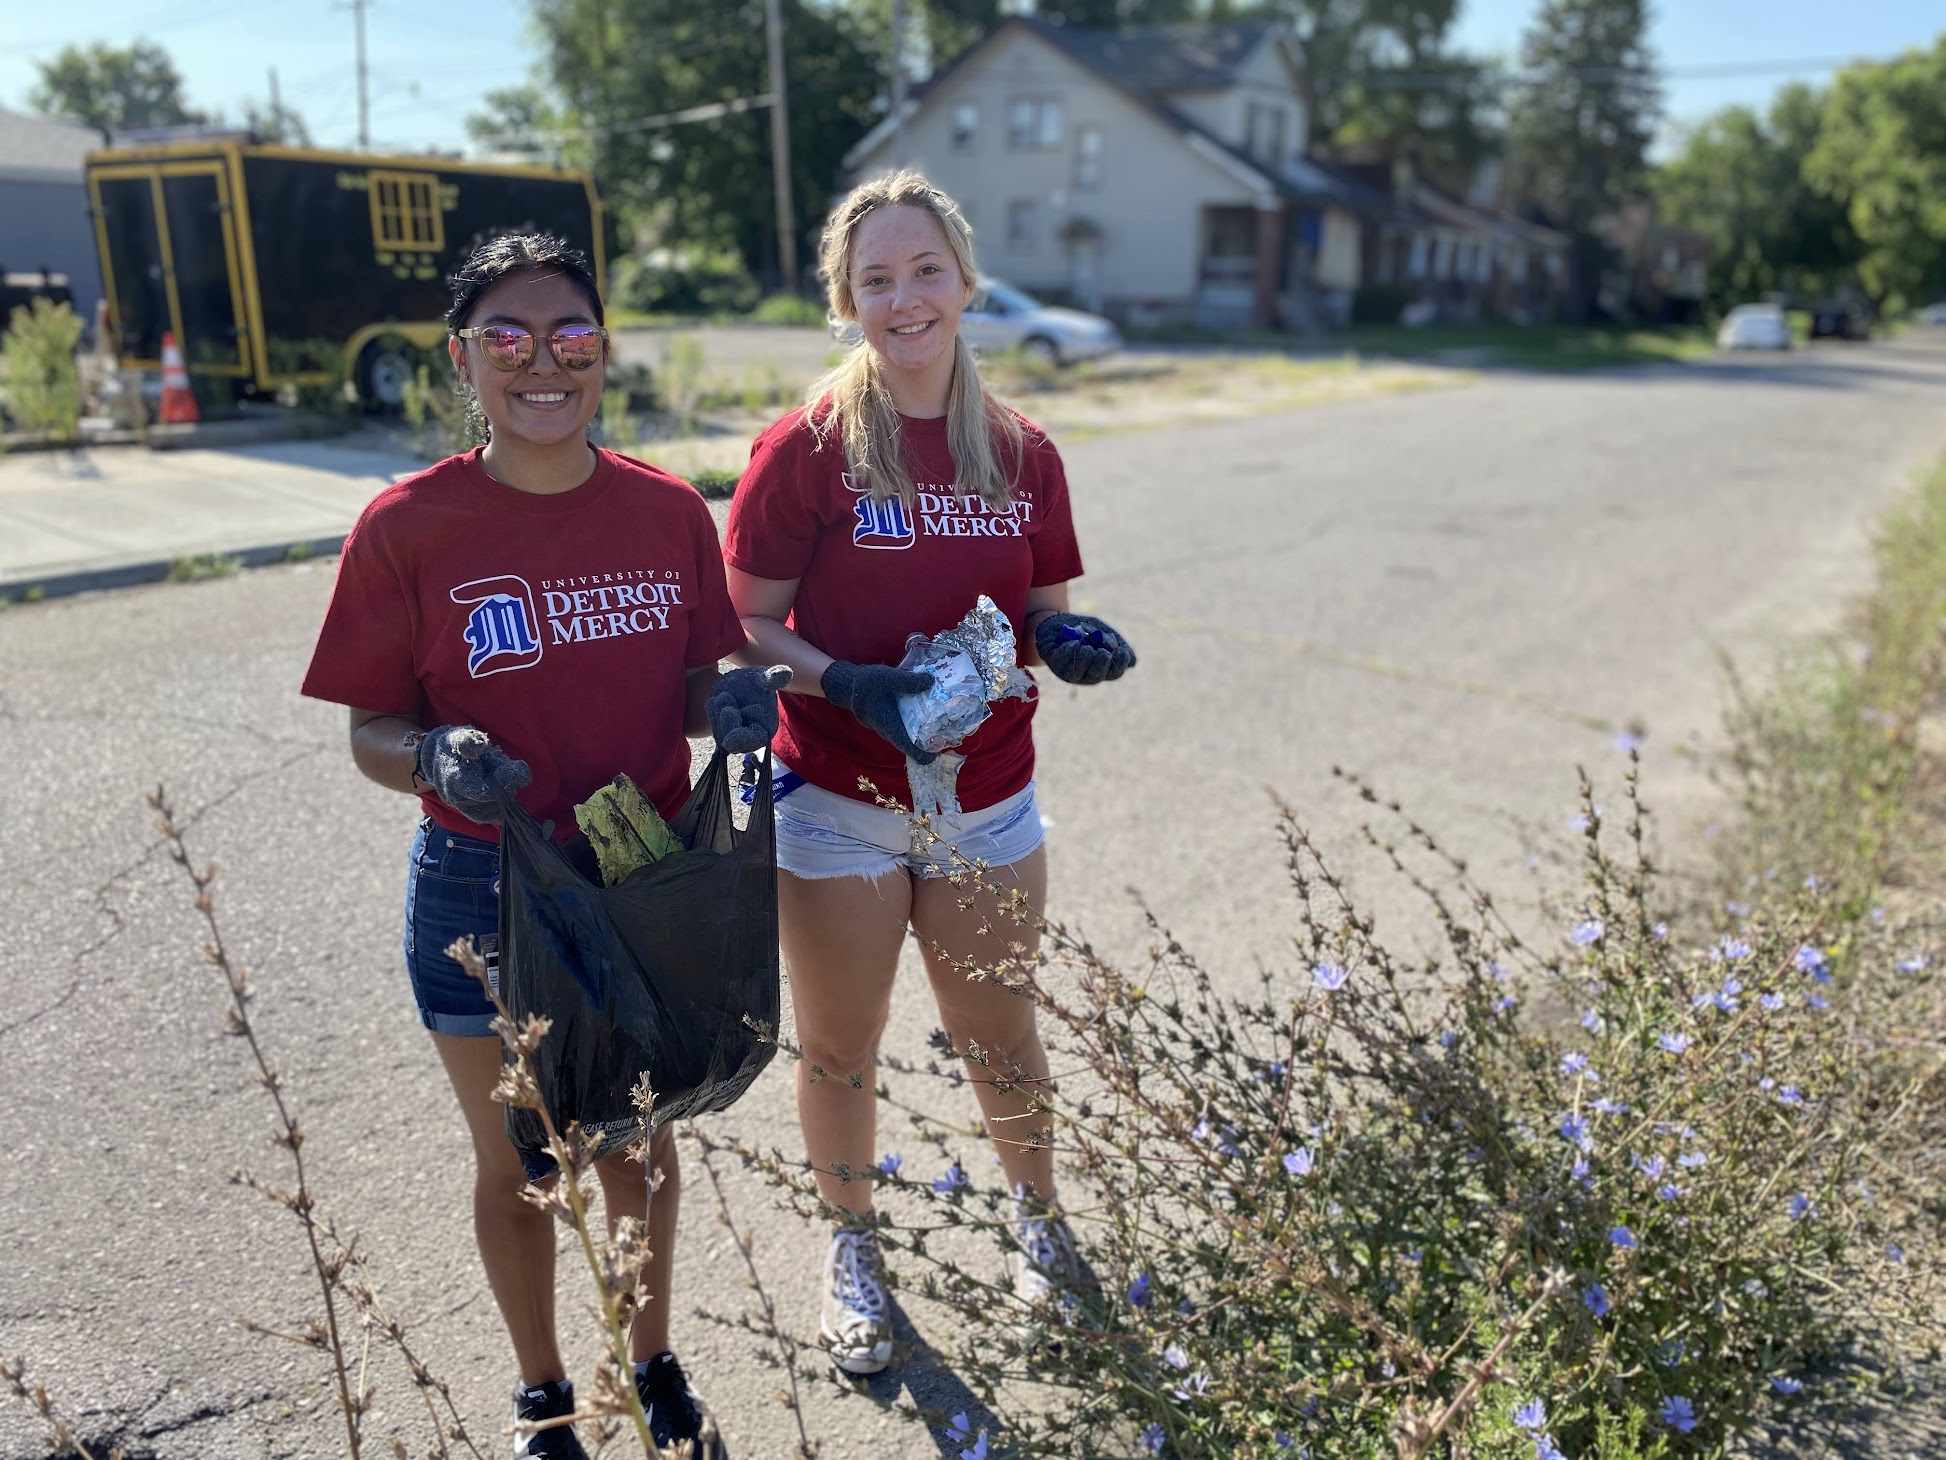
[1030,19,1287,93]
[848,18,1390,216]
[0,106,98,184]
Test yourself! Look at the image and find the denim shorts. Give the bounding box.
[772,761,1044,881]
[402,817,501,1038]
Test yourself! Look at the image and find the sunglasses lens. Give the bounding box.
[478,327,532,369]
[552,326,605,370]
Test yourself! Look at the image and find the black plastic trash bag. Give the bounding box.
[495,747,779,1174]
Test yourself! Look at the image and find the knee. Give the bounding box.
[798,1025,885,1084]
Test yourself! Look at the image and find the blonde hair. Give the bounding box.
[805,169,1025,508]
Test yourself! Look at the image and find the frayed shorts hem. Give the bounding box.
[772,769,1044,883]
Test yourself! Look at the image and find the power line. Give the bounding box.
[1360,52,1884,93]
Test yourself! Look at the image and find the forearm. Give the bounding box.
[350,712,426,796]
[737,616,835,698]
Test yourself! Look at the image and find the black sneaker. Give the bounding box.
[635,1351,727,1459]
[513,1378,589,1460]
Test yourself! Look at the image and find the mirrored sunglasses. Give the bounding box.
[455,323,608,371]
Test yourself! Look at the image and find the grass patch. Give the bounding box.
[281,542,313,564]
[165,552,241,584]
[1128,321,1718,372]
[688,467,739,499]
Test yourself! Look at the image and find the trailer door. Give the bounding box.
[89,168,170,368]
[158,164,247,375]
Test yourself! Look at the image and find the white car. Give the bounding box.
[1717,303,1792,351]
[960,279,1120,367]
[1918,302,1946,326]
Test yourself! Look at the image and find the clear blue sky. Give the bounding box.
[1,1,1940,155]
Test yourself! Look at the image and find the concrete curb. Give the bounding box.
[1,534,347,605]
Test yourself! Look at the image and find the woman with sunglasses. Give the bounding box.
[302,233,777,1459]
[724,172,1137,1375]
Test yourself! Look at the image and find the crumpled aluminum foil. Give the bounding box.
[896,595,1035,814]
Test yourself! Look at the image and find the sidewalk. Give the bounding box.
[0,438,420,599]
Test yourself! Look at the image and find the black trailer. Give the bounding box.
[85,139,604,407]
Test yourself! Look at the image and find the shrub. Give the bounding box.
[689,467,739,499]
[264,336,357,418]
[611,248,760,317]
[1353,284,1414,326]
[732,763,1942,1459]
[401,361,479,459]
[1,298,85,439]
[599,387,642,455]
[751,293,828,328]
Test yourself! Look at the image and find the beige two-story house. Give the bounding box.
[843,17,1386,330]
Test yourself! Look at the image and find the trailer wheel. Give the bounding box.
[357,341,415,412]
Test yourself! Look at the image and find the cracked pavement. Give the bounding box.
[4,338,1946,1458]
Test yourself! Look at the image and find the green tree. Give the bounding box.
[465,84,565,163]
[29,40,203,140]
[532,0,878,288]
[1506,0,1659,318]
[1805,35,1946,311]
[1657,83,1858,312]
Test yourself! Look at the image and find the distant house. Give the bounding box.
[0,107,104,327]
[843,17,1376,330]
[1334,157,1569,324]
[1598,199,1709,324]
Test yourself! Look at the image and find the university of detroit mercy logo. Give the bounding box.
[845,472,915,550]
[451,575,543,677]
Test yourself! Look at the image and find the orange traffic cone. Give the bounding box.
[159,331,200,425]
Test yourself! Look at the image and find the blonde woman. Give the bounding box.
[722,171,1136,1374]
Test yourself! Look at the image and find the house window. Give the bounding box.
[1073,125,1103,191]
[1007,198,1039,253]
[368,169,444,252]
[952,102,979,153]
[1008,97,1063,151]
[1407,233,1429,280]
[1245,101,1286,164]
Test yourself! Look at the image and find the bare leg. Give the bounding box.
[432,1032,564,1384]
[911,847,1055,1202]
[594,1126,677,1361]
[779,868,912,1218]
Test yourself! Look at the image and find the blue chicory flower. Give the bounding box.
[1312,961,1349,992]
[1678,1150,1708,1169]
[1514,1399,1547,1431]
[1570,919,1604,947]
[876,1153,903,1176]
[1760,992,1785,1011]
[1660,1396,1697,1433]
[1658,1032,1691,1055]
[1171,1371,1210,1402]
[1495,994,1517,1014]
[1559,1115,1592,1150]
[1284,1148,1315,1178]
[1717,936,1754,961]
[1581,1008,1604,1033]
[1591,1097,1628,1114]
[1609,1225,1637,1248]
[1613,730,1643,752]
[1771,1376,1803,1395]
[961,1433,990,1460]
[1806,993,1829,1010]
[1898,955,1928,973]
[1657,1183,1683,1202]
[1794,945,1827,975]
[1776,1085,1806,1107]
[1789,1193,1813,1221]
[1127,1272,1152,1308]
[1571,1156,1594,1188]
[1652,921,1669,939]
[1635,1153,1665,1179]
[1887,1243,1906,1264]
[1533,1438,1566,1460]
[945,1413,973,1441]
[1141,1422,1166,1454]
[932,1162,969,1195]
[1439,1029,1460,1049]
[1561,1052,1591,1076]
[1162,1343,1190,1371]
[1583,1283,1611,1318]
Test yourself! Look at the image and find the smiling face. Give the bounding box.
[447,267,606,449]
[847,204,971,383]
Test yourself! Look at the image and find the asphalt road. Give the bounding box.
[5,337,1946,1459]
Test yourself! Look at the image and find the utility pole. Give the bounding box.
[890,0,907,166]
[764,0,798,292]
[267,66,282,142]
[352,0,371,150]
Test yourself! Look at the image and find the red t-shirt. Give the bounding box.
[723,408,1084,812]
[302,448,744,841]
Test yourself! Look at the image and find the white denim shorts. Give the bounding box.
[771,760,1044,882]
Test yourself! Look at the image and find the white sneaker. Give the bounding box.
[820,1227,894,1375]
[1009,1202,1085,1309]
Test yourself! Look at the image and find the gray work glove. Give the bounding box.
[821,660,938,764]
[1033,612,1137,686]
[707,664,794,753]
[415,726,532,825]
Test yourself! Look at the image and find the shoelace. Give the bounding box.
[831,1230,889,1321]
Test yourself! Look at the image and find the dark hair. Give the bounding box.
[445,232,604,330]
